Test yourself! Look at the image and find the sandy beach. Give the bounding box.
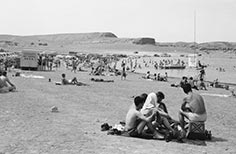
[1,0,236,153]
[0,61,236,154]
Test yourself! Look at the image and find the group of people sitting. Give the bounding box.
[0,71,16,93]
[143,71,168,82]
[171,76,207,90]
[124,83,207,142]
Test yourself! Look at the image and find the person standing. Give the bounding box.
[121,60,126,80]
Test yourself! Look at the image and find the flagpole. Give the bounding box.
[194,10,196,67]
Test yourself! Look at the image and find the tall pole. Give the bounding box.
[194,10,196,66]
[194,10,196,47]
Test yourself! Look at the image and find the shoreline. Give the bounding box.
[129,70,236,87]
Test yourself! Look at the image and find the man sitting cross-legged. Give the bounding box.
[124,96,164,140]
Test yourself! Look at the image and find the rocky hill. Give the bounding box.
[157,41,236,52]
[0,32,235,54]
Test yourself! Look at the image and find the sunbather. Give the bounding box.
[0,71,16,93]
[61,73,87,86]
[90,78,114,82]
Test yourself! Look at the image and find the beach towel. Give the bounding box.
[200,93,230,98]
[20,74,45,79]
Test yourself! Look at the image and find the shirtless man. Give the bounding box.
[179,83,207,130]
[125,96,164,139]
[0,71,16,92]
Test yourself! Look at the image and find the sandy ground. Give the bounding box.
[0,66,236,154]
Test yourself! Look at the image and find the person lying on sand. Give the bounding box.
[179,83,207,135]
[210,78,229,90]
[61,73,88,86]
[0,71,16,93]
[124,96,164,140]
[90,78,114,82]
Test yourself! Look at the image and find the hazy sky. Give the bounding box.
[0,0,235,42]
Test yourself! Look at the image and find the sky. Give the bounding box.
[0,0,236,42]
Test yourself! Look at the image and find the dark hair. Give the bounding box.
[134,96,144,107]
[140,93,148,102]
[182,83,192,94]
[156,91,165,99]
[62,73,66,78]
[2,71,7,76]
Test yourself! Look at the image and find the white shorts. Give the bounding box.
[184,112,207,122]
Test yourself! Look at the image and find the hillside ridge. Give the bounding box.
[0,32,236,53]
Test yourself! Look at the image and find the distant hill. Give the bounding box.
[0,32,235,54]
[157,41,236,52]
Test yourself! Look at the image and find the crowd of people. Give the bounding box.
[1,52,234,144]
[122,57,187,73]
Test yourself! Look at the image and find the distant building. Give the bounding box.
[20,50,39,70]
[69,51,78,56]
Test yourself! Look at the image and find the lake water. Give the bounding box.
[115,52,236,84]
